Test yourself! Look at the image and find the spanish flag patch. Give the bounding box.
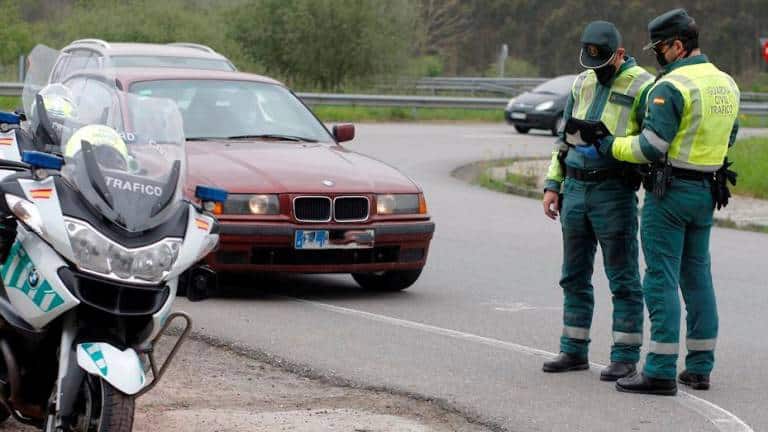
[195,218,210,231]
[30,188,53,199]
[653,97,666,105]
[0,137,14,146]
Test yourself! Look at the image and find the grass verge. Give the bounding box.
[729,136,768,199]
[311,105,503,123]
[0,96,20,112]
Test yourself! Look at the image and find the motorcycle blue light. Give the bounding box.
[0,112,20,125]
[195,185,228,203]
[22,151,64,170]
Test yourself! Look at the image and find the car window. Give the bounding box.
[51,50,102,83]
[110,56,235,71]
[129,79,332,142]
[532,75,576,95]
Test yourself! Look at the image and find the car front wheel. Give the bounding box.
[352,269,423,291]
[514,126,530,134]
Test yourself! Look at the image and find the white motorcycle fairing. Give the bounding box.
[76,342,146,395]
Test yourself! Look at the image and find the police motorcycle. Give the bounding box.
[0,45,226,431]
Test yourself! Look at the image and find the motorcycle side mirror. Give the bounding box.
[332,124,355,143]
[186,265,217,302]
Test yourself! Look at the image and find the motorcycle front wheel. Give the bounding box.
[45,375,135,432]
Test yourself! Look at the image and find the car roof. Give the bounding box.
[63,41,230,61]
[66,67,285,88]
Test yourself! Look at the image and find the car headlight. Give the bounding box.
[5,194,44,236]
[506,98,517,110]
[65,218,181,283]
[222,194,280,215]
[376,194,427,215]
[535,100,555,111]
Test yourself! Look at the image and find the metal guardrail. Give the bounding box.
[2,81,766,115]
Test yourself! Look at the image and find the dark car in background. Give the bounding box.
[504,74,576,136]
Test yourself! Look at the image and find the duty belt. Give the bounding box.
[566,167,624,182]
[670,167,712,181]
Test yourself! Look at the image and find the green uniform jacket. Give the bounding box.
[544,57,653,193]
[607,55,739,166]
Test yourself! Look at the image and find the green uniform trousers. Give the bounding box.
[641,178,718,380]
[559,177,644,362]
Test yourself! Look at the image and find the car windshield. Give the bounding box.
[110,55,234,71]
[531,75,576,95]
[129,80,333,142]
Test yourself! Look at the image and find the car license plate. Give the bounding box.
[294,230,328,249]
[510,112,527,120]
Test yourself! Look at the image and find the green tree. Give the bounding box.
[230,0,416,90]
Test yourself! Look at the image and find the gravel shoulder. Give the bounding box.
[1,336,490,432]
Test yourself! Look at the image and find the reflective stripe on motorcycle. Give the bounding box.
[81,343,109,376]
[1,242,64,312]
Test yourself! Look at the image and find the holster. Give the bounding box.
[643,162,672,199]
[620,164,643,191]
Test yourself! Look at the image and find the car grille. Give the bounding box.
[293,196,332,222]
[334,197,369,222]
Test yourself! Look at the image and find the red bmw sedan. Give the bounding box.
[108,68,434,291]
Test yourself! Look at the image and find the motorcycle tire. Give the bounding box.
[45,375,134,432]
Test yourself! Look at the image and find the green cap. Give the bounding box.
[644,8,696,50]
[580,21,621,69]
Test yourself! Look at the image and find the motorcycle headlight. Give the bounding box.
[70,225,110,274]
[535,100,555,111]
[376,194,427,215]
[5,194,44,236]
[65,218,181,283]
[222,194,279,215]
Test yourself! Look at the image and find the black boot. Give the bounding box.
[678,370,710,390]
[616,372,677,396]
[542,352,589,373]
[600,361,636,382]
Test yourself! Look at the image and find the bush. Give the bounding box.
[230,0,416,90]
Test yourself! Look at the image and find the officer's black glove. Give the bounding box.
[712,158,737,210]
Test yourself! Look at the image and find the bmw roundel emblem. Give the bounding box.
[28,270,40,287]
[322,179,335,187]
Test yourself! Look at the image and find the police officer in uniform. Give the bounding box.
[542,21,653,380]
[592,9,739,395]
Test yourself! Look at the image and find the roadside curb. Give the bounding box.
[452,158,768,234]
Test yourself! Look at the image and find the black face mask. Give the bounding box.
[594,64,616,85]
[655,50,669,67]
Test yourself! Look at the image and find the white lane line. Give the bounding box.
[294,298,753,432]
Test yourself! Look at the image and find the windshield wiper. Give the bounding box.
[225,134,318,143]
[186,137,222,141]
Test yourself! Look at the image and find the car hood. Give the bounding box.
[508,91,566,110]
[186,140,420,194]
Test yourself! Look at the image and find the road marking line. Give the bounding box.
[295,299,753,432]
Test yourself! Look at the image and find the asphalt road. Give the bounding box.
[177,124,768,432]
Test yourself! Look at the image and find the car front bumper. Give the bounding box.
[504,109,560,129]
[206,220,435,273]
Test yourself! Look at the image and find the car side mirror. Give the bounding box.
[332,124,355,143]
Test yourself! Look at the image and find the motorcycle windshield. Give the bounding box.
[23,45,187,232]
